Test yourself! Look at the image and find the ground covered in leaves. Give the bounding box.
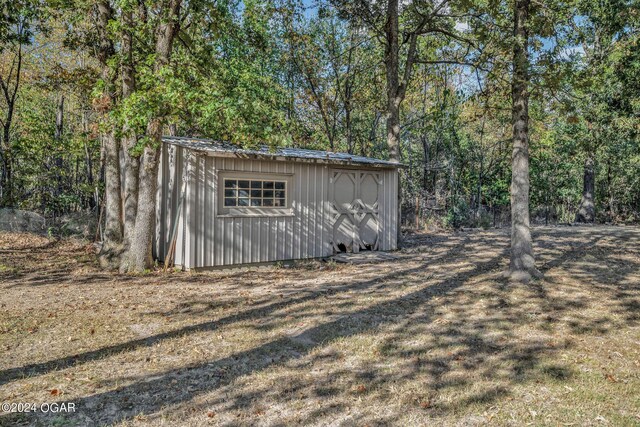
[1,226,639,426]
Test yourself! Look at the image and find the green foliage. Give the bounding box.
[11,84,100,214]
[444,198,471,229]
[0,0,44,48]
[0,0,638,227]
[106,0,293,149]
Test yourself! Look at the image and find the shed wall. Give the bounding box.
[156,143,398,268]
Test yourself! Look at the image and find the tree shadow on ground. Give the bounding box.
[1,226,639,426]
[0,233,478,387]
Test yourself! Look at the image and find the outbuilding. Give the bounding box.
[155,136,400,269]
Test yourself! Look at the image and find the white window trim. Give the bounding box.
[217,171,294,217]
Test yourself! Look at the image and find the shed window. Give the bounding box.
[223,178,287,208]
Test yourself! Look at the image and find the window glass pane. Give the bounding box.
[223,177,287,211]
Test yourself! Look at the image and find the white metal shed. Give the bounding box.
[155,136,400,269]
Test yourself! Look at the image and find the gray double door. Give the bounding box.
[329,169,382,253]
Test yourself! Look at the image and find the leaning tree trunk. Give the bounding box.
[575,156,595,222]
[508,0,540,282]
[126,0,182,272]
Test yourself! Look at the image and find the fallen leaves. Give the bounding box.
[1,226,639,426]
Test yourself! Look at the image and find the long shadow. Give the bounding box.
[4,227,638,425]
[1,258,310,289]
[286,227,640,424]
[1,241,507,425]
[540,228,640,328]
[539,231,608,272]
[0,235,474,388]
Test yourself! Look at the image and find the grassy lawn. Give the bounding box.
[0,226,639,426]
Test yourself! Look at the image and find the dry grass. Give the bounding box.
[0,226,639,426]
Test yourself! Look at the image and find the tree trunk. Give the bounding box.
[305,73,335,151]
[119,8,140,272]
[127,138,160,271]
[476,163,483,219]
[606,159,615,220]
[1,123,12,206]
[96,0,123,268]
[54,95,65,209]
[575,156,595,223]
[126,0,182,272]
[385,0,401,164]
[365,111,381,157]
[84,140,96,209]
[100,130,123,265]
[421,134,430,191]
[345,100,353,154]
[342,37,354,155]
[55,95,64,140]
[80,102,97,209]
[0,40,22,207]
[508,0,540,282]
[384,0,408,246]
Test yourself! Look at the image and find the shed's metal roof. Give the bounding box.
[163,136,402,168]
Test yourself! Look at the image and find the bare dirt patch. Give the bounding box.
[1,226,639,426]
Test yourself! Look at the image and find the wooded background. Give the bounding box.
[1,0,638,273]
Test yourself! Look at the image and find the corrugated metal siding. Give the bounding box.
[155,142,187,266]
[378,167,398,251]
[156,143,398,268]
